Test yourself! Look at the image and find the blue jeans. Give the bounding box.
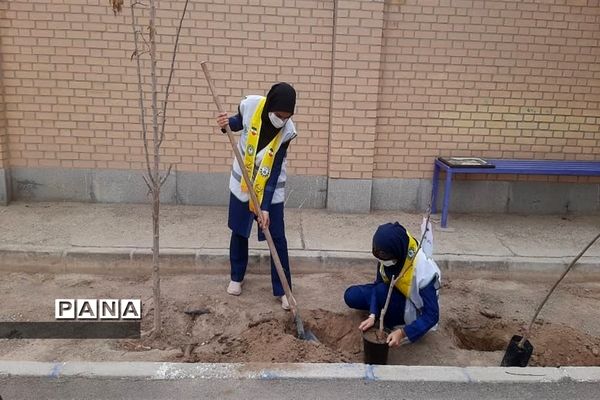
[344,282,406,329]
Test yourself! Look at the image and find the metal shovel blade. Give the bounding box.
[294,313,318,343]
[501,335,533,367]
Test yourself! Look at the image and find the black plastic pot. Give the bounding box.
[500,335,534,367]
[362,329,389,365]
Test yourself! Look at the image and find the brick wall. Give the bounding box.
[0,72,6,168]
[327,0,384,180]
[0,0,598,186]
[375,0,600,183]
[0,0,333,175]
[0,111,6,168]
[0,0,6,169]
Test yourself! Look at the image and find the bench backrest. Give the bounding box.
[437,159,600,176]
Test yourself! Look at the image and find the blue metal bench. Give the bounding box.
[431,158,600,228]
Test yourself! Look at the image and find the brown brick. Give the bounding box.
[0,0,595,183]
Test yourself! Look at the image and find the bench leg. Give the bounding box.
[431,164,440,214]
[441,171,452,228]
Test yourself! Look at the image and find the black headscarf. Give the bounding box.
[257,82,296,152]
[372,222,410,267]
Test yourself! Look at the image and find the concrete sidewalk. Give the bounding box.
[0,201,599,274]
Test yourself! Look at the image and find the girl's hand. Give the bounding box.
[386,328,406,347]
[216,112,229,129]
[258,210,270,230]
[358,315,375,331]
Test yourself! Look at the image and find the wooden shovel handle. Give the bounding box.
[200,61,299,313]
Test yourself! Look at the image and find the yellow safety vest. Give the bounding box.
[239,97,283,213]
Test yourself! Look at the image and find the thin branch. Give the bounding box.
[379,274,401,333]
[158,0,190,147]
[141,328,156,339]
[132,0,147,7]
[130,49,150,60]
[159,164,173,187]
[420,188,435,242]
[520,231,600,346]
[149,1,158,184]
[425,184,435,216]
[130,3,155,186]
[142,174,153,196]
[139,30,151,50]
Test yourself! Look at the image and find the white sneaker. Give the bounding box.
[227,281,242,296]
[280,296,290,311]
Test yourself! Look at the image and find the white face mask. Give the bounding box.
[378,258,397,267]
[268,112,287,128]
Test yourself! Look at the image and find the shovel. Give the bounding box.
[501,231,600,367]
[201,61,317,342]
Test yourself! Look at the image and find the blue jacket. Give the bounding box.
[371,261,440,343]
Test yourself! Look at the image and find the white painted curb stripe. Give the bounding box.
[1,362,599,383]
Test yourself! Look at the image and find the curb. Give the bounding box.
[0,361,599,383]
[0,245,599,276]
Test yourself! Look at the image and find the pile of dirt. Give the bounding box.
[195,319,335,363]
[528,323,600,366]
[120,305,364,363]
[190,309,363,363]
[191,317,311,363]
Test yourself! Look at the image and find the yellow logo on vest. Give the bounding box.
[259,166,271,177]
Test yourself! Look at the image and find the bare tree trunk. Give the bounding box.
[115,0,189,337]
[152,190,161,334]
[148,0,162,336]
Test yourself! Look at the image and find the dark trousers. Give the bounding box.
[228,193,291,297]
[344,282,406,328]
